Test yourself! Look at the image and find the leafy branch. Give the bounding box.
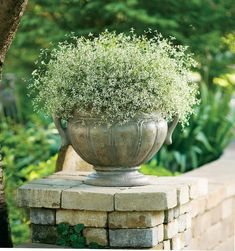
[56,223,105,249]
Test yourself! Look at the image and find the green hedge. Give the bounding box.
[153,84,235,173]
[1,117,59,245]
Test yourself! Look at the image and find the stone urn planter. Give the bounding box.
[31,31,198,187]
[53,114,178,186]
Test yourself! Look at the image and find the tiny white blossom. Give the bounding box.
[29,30,199,126]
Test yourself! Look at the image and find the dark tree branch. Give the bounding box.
[0,0,28,247]
[0,166,12,247]
[0,0,28,77]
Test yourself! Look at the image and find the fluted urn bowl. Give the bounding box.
[53,113,178,186]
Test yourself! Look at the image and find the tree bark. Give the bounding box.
[0,0,28,77]
[0,0,28,247]
[0,162,12,247]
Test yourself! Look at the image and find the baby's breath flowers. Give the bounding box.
[29,30,199,126]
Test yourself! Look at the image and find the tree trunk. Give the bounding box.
[0,0,28,77]
[0,0,28,247]
[0,163,12,247]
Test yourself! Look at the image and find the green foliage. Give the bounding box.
[6,155,57,246]
[1,118,59,245]
[3,0,234,126]
[57,223,86,248]
[153,83,235,173]
[5,0,235,83]
[140,159,179,176]
[56,223,104,249]
[30,31,198,126]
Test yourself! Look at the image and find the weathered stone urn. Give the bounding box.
[53,113,178,186]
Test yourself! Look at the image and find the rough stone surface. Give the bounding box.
[57,145,94,172]
[222,217,235,238]
[164,219,178,239]
[179,202,192,215]
[30,178,82,187]
[30,208,55,225]
[196,196,207,215]
[164,208,174,223]
[115,185,177,211]
[183,229,192,247]
[185,237,198,250]
[190,196,207,217]
[157,224,164,243]
[192,211,211,237]
[157,177,208,199]
[223,181,235,198]
[17,184,66,208]
[177,230,192,250]
[221,198,233,219]
[173,206,180,219]
[83,228,108,246]
[210,204,222,225]
[109,228,158,247]
[213,236,234,251]
[178,213,191,232]
[171,234,183,250]
[163,240,171,250]
[206,184,226,210]
[31,224,57,244]
[176,184,189,205]
[108,211,164,229]
[62,185,118,211]
[56,210,107,227]
[151,242,163,250]
[197,222,223,250]
[184,178,208,199]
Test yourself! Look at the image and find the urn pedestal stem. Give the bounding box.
[84,166,155,187]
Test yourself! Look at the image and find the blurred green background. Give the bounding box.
[1,0,235,246]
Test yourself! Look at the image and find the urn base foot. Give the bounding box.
[84,166,157,187]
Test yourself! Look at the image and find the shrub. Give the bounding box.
[153,83,235,173]
[0,118,59,245]
[30,31,198,126]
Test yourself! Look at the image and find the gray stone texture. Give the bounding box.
[30,208,55,225]
[108,211,164,229]
[115,185,177,211]
[31,224,57,244]
[56,209,107,227]
[109,228,159,247]
[83,228,108,246]
[61,185,118,211]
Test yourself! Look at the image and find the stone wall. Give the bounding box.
[16,143,235,250]
[182,142,235,250]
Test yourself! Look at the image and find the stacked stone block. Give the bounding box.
[16,143,235,249]
[187,184,235,250]
[17,173,209,249]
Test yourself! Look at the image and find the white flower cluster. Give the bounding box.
[30,31,199,126]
